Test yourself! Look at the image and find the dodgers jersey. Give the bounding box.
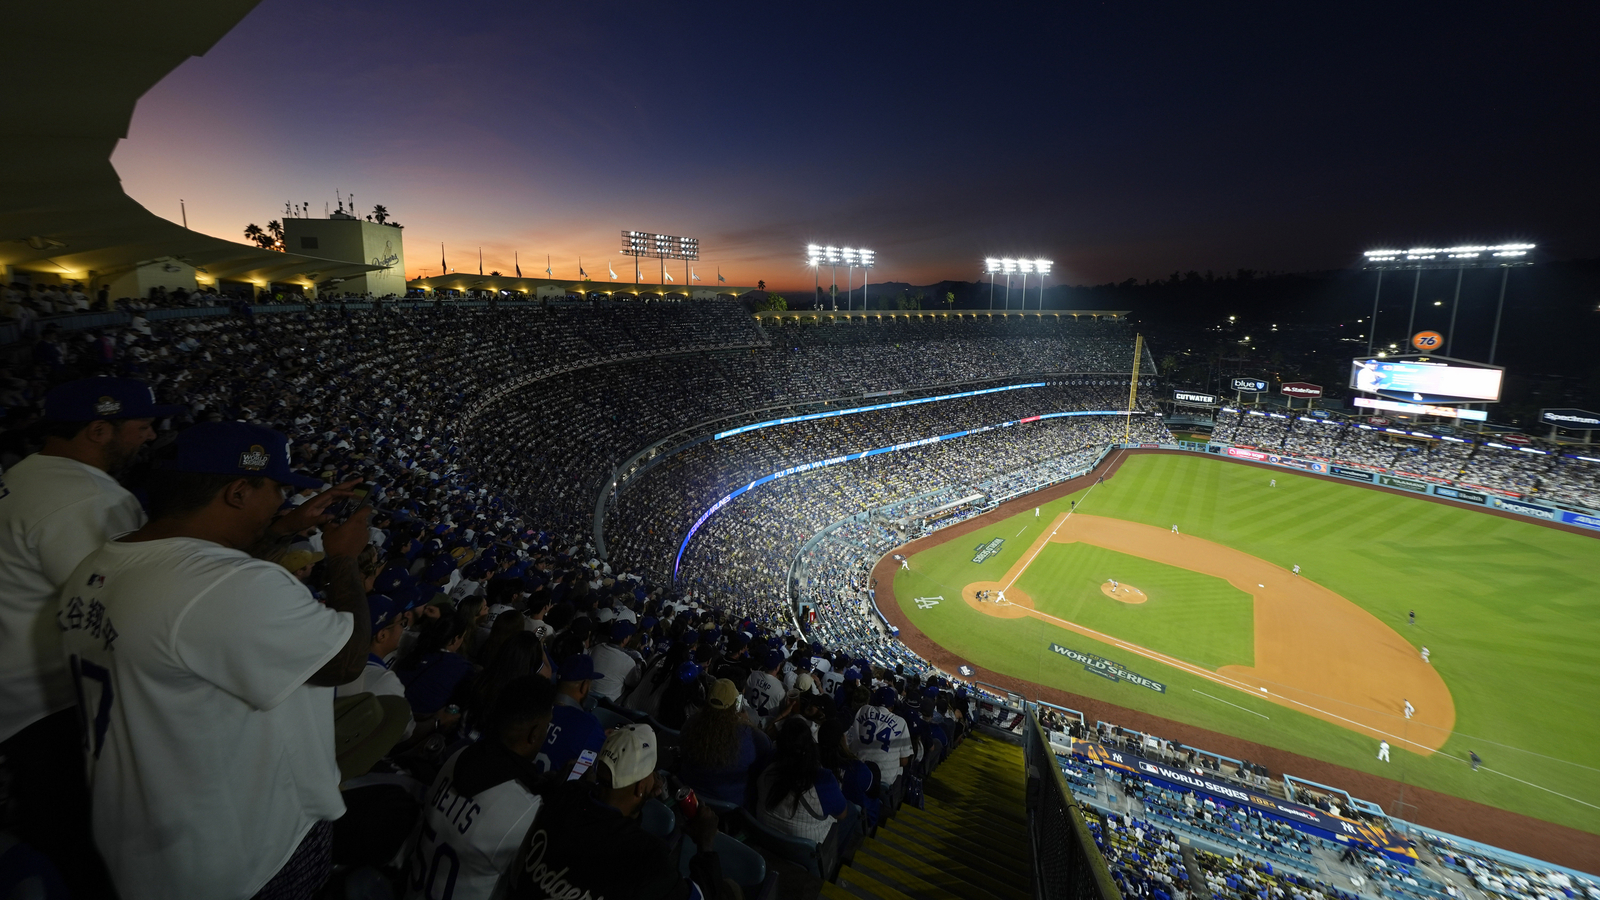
[533,703,604,777]
[851,704,912,785]
[407,745,543,900]
[59,537,351,900]
[744,670,786,724]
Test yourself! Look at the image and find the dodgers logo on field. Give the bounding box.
[238,444,271,471]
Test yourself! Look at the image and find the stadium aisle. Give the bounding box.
[824,737,1031,900]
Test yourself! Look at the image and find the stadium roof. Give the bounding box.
[753,310,1131,321]
[0,0,380,287]
[409,275,758,296]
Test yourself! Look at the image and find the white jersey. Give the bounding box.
[337,657,415,739]
[821,668,845,694]
[851,704,911,785]
[587,642,639,702]
[744,670,786,724]
[407,746,543,900]
[0,454,145,741]
[59,537,351,900]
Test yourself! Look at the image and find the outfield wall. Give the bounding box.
[1127,442,1600,532]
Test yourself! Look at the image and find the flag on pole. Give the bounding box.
[692,268,701,282]
[717,268,726,284]
[545,255,553,277]
[515,252,521,278]
[608,261,617,280]
[664,270,674,282]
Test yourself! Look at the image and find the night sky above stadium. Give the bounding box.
[113,1,1596,290]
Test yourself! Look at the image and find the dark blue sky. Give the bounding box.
[113,0,1598,289]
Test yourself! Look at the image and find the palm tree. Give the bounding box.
[265,220,285,251]
[371,205,389,225]
[243,223,266,247]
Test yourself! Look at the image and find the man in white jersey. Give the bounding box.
[0,377,177,896]
[408,674,556,900]
[59,422,372,900]
[851,687,912,798]
[744,649,788,727]
[336,594,414,740]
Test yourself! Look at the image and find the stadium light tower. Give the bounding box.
[1360,242,1534,363]
[1017,258,1035,312]
[824,246,841,309]
[984,258,1001,310]
[806,244,825,309]
[1033,259,1053,310]
[857,248,874,309]
[842,248,858,311]
[1002,258,1018,310]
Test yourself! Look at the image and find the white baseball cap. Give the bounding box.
[599,724,657,789]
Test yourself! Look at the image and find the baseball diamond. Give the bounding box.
[882,451,1600,848]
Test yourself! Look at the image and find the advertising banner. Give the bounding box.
[1231,378,1269,393]
[1561,511,1600,531]
[1353,397,1488,422]
[1266,455,1325,473]
[1048,644,1166,693]
[1069,741,1417,861]
[1331,466,1374,481]
[1281,382,1323,399]
[1491,498,1557,521]
[1539,408,1600,428]
[1432,486,1487,505]
[1378,474,1430,493]
[1174,389,1219,405]
[1226,447,1270,461]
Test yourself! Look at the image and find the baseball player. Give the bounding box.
[0,377,178,897]
[1035,506,1040,517]
[1469,750,1481,771]
[1171,524,1179,535]
[1378,741,1390,762]
[408,676,556,900]
[1421,647,1430,663]
[900,556,909,570]
[1270,478,1276,487]
[1409,609,1416,626]
[1109,579,1118,593]
[59,422,372,899]
[1291,564,1300,576]
[1403,699,1414,720]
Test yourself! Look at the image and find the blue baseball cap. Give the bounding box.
[558,654,596,683]
[764,649,788,670]
[676,660,703,683]
[367,594,399,631]
[44,377,185,422]
[873,686,898,708]
[374,568,413,595]
[609,620,637,642]
[161,422,322,489]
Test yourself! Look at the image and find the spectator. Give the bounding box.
[535,654,606,776]
[755,717,850,845]
[396,613,474,728]
[58,422,370,899]
[0,377,177,897]
[679,678,772,808]
[589,619,643,703]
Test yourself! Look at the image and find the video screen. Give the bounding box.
[1349,359,1502,403]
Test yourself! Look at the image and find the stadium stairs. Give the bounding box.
[823,736,1032,900]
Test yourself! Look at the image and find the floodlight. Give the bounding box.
[858,249,874,267]
[1018,259,1035,274]
[984,258,1002,273]
[1002,258,1018,274]
[824,246,841,264]
[841,248,858,265]
[1361,242,1535,270]
[1035,259,1054,275]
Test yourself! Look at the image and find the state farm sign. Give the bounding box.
[1280,382,1323,399]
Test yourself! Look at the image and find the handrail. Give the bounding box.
[1025,710,1122,900]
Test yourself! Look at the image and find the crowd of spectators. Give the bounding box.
[1212,409,1600,508]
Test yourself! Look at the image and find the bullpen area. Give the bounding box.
[886,452,1600,849]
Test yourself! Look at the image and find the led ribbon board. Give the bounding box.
[715,382,1047,440]
[675,410,1141,578]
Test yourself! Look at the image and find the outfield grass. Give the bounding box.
[897,453,1600,835]
[1015,543,1254,669]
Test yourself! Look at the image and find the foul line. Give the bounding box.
[1479,766,1600,812]
[1002,447,1124,592]
[1193,689,1271,719]
[1016,526,1029,537]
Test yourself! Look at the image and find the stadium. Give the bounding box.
[1,3,1597,900]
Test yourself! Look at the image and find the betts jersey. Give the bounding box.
[407,745,543,900]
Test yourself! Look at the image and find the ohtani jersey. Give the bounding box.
[59,537,350,900]
[744,671,786,725]
[407,745,543,900]
[851,704,911,785]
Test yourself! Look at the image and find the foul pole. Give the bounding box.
[1122,333,1144,444]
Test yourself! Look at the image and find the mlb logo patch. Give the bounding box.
[94,396,123,416]
[238,444,271,471]
[86,574,106,588]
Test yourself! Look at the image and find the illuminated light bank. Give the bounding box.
[714,382,1047,440]
[676,409,1143,578]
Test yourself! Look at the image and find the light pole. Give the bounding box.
[824,246,841,310]
[1002,258,1017,310]
[984,258,1000,310]
[807,244,824,308]
[858,248,874,309]
[1034,259,1053,310]
[842,248,858,311]
[1018,258,1034,313]
[808,244,871,310]
[1361,243,1533,362]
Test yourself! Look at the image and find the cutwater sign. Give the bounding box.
[1049,643,1166,693]
[972,538,1005,563]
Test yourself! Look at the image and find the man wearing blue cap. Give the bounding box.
[58,421,373,900]
[0,377,181,897]
[851,687,913,805]
[335,594,415,741]
[536,654,606,777]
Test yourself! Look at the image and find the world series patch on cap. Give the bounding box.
[160,422,323,489]
[44,377,185,422]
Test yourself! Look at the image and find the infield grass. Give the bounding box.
[897,452,1600,835]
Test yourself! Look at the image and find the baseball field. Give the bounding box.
[891,452,1600,838]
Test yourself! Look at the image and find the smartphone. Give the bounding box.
[331,484,373,519]
[568,748,598,782]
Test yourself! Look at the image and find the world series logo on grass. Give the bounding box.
[1049,643,1166,693]
[972,538,1005,564]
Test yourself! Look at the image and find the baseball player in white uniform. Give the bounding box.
[1109,579,1118,593]
[1171,524,1179,535]
[1378,741,1390,762]
[1404,699,1414,720]
[407,675,556,900]
[1421,647,1430,663]
[1292,564,1300,576]
[59,422,372,900]
[1270,479,1276,487]
[0,377,177,897]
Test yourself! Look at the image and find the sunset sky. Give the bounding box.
[111,0,1595,291]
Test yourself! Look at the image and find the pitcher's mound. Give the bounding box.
[1100,581,1148,604]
